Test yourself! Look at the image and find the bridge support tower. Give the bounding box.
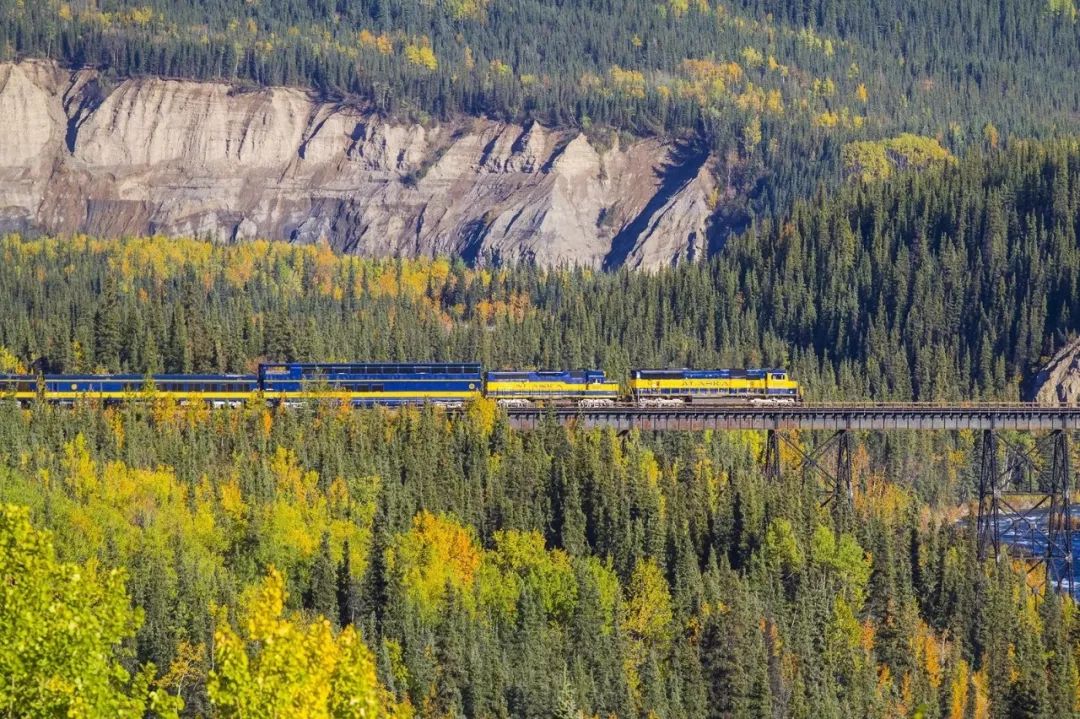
[974,429,1075,594]
[763,429,855,522]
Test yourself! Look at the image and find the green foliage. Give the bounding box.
[810,524,872,606]
[764,517,804,573]
[0,397,1075,717]
[0,504,180,718]
[489,529,578,622]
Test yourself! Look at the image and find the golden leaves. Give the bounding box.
[405,39,439,71]
[386,511,482,619]
[209,568,409,718]
[608,66,647,99]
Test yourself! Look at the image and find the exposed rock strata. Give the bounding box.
[0,61,721,269]
[1031,337,1080,405]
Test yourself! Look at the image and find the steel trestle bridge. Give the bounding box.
[505,402,1080,594]
[505,402,1080,432]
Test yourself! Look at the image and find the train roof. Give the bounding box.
[632,368,789,377]
[486,369,605,378]
[261,362,481,373]
[1,373,257,381]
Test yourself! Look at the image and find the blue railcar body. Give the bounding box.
[485,370,608,383]
[36,374,257,394]
[259,362,483,406]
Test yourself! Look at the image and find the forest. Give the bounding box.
[0,136,1079,717]
[2,386,1078,717]
[0,138,1075,399]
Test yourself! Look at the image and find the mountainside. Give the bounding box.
[1031,336,1080,405]
[0,61,722,269]
[3,0,1078,270]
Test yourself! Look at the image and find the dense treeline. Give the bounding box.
[3,0,1077,141]
[2,0,1079,219]
[0,400,1076,717]
[0,139,1076,399]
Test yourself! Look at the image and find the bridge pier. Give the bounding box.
[764,430,781,482]
[1048,431,1073,595]
[834,431,854,520]
[976,430,1002,561]
[763,429,854,521]
[975,429,1076,594]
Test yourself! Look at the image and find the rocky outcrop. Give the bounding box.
[1030,338,1080,405]
[0,60,725,269]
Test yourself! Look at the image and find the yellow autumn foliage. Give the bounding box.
[208,568,411,718]
[609,65,647,99]
[385,511,483,619]
[842,134,954,182]
[405,40,438,70]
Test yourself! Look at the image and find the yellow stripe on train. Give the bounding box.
[486,381,620,394]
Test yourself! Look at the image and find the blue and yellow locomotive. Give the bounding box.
[0,362,800,407]
[485,369,620,407]
[630,368,800,405]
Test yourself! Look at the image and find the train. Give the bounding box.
[0,362,801,407]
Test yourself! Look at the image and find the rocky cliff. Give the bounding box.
[1030,337,1080,405]
[0,61,724,269]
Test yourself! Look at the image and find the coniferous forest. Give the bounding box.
[0,137,1078,717]
[4,0,1080,714]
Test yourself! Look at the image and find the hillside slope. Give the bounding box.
[0,61,725,269]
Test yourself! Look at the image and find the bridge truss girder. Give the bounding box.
[764,429,855,523]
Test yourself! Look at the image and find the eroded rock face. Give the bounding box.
[0,60,723,269]
[1031,338,1080,405]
